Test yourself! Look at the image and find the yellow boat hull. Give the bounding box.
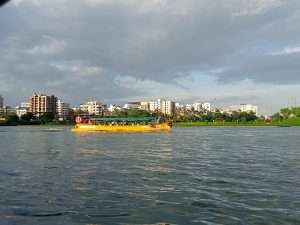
[71,123,171,132]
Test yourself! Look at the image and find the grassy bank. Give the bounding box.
[174,117,300,127]
[174,121,274,127]
[281,117,300,126]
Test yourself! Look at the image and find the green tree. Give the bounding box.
[271,112,282,122]
[39,112,55,123]
[291,107,300,117]
[20,112,34,122]
[280,108,291,119]
[5,113,20,125]
[127,108,149,117]
[114,109,128,118]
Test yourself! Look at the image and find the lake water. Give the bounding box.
[0,126,299,225]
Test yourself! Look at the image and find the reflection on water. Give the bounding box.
[0,126,300,225]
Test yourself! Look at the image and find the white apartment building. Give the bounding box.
[149,101,158,112]
[186,104,193,111]
[15,102,30,118]
[123,102,140,109]
[108,104,121,112]
[185,102,211,112]
[161,100,175,115]
[175,103,183,109]
[20,102,29,108]
[140,102,149,111]
[57,100,70,120]
[240,104,258,116]
[148,99,175,115]
[80,101,104,115]
[202,103,211,111]
[194,102,202,111]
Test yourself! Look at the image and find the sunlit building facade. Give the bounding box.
[147,99,175,115]
[57,99,70,120]
[15,102,29,118]
[80,101,105,115]
[185,102,211,112]
[28,93,57,117]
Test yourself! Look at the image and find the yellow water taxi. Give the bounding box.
[71,116,171,132]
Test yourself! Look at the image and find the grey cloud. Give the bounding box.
[217,52,300,84]
[1,0,300,107]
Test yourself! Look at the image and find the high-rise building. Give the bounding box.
[0,95,3,108]
[57,99,70,120]
[28,93,57,117]
[161,100,175,115]
[140,102,149,111]
[79,101,105,115]
[148,99,175,115]
[149,101,158,112]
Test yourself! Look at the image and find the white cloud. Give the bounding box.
[13,0,40,7]
[225,0,283,18]
[52,63,104,76]
[271,46,300,55]
[114,75,158,90]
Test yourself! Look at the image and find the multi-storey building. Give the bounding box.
[80,101,105,115]
[57,99,70,120]
[0,95,3,108]
[123,102,140,110]
[193,102,202,111]
[185,104,193,111]
[149,101,158,112]
[240,104,258,116]
[148,98,175,115]
[108,104,121,112]
[28,93,57,117]
[0,106,14,115]
[185,102,211,112]
[161,100,175,115]
[175,103,183,109]
[202,103,211,111]
[15,102,29,118]
[140,102,149,111]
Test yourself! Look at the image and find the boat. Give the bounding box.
[71,116,172,132]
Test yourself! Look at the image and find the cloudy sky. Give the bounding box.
[1,0,300,114]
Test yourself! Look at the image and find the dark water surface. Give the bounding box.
[0,126,299,225]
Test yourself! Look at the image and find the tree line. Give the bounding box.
[0,112,71,126]
[1,106,299,126]
[271,107,300,122]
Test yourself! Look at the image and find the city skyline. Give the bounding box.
[1,0,300,114]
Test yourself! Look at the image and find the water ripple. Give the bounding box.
[0,127,299,224]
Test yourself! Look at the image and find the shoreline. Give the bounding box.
[173,125,281,128]
[173,123,295,127]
